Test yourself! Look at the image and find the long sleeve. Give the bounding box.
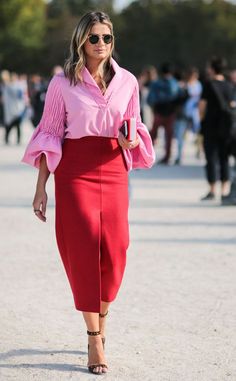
[123,81,156,170]
[22,75,66,173]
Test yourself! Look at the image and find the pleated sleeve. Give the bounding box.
[22,75,66,173]
[123,81,156,170]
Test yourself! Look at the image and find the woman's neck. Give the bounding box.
[86,59,105,79]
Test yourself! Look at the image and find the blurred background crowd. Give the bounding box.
[0,0,236,205]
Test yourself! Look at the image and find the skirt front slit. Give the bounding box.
[54,136,129,312]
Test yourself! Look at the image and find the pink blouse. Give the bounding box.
[22,58,155,172]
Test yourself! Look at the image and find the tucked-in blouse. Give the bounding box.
[22,58,155,172]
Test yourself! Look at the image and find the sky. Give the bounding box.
[114,0,236,11]
[114,0,134,11]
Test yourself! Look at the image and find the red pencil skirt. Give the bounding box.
[54,136,129,312]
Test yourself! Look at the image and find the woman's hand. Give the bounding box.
[118,131,139,150]
[32,188,48,222]
[32,154,50,222]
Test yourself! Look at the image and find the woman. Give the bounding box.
[2,71,27,145]
[174,67,202,165]
[22,11,155,375]
[199,57,233,201]
[185,68,202,135]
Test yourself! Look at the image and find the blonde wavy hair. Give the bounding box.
[64,11,114,86]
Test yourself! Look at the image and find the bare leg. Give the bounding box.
[209,183,216,195]
[82,312,107,374]
[221,181,230,196]
[99,301,110,341]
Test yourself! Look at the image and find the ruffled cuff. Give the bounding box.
[122,129,155,170]
[21,128,62,173]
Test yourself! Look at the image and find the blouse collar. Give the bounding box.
[82,58,122,87]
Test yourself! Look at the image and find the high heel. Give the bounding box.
[87,330,108,375]
[99,310,108,348]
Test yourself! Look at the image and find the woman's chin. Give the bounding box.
[93,52,108,60]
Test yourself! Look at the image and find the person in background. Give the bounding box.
[147,62,180,164]
[173,69,189,165]
[1,71,27,144]
[137,71,146,121]
[28,75,48,128]
[221,69,236,205]
[185,67,202,135]
[29,69,62,129]
[199,57,233,201]
[185,68,203,160]
[138,65,157,130]
[0,73,4,128]
[18,74,30,121]
[174,67,202,165]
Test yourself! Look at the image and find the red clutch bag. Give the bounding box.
[119,118,137,141]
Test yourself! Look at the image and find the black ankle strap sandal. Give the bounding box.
[87,330,101,336]
[87,330,108,375]
[99,311,108,347]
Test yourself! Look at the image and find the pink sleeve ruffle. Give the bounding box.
[123,80,156,170]
[21,127,63,173]
[123,126,155,170]
[22,75,65,173]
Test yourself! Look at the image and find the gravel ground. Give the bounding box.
[0,122,236,381]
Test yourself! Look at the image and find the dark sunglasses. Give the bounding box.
[88,34,113,45]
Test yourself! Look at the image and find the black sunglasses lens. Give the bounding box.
[88,34,113,44]
[103,34,113,44]
[89,35,99,44]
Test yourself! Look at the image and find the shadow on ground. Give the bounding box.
[0,348,88,373]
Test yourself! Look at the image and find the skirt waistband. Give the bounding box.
[55,136,128,176]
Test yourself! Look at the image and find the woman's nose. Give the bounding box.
[97,37,105,45]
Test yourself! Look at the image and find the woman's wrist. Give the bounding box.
[36,183,46,193]
[36,154,50,191]
[36,177,48,192]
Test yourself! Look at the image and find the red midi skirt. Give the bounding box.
[54,136,129,312]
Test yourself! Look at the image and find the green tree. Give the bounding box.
[116,0,236,74]
[0,0,46,72]
[2,0,236,76]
